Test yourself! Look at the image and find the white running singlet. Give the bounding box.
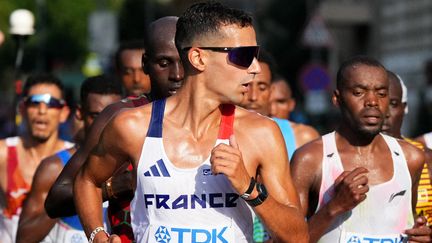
[316,132,414,243]
[130,99,253,243]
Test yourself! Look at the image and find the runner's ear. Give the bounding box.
[187,47,206,72]
[332,89,340,107]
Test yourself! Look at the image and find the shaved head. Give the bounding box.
[143,16,184,99]
[145,16,178,57]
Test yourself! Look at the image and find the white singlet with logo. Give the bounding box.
[316,132,414,243]
[130,99,253,243]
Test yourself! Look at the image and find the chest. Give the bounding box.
[338,151,394,185]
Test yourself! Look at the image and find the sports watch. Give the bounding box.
[240,177,256,200]
[246,182,268,207]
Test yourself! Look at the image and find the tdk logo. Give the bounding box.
[144,193,239,209]
[154,225,229,243]
[347,235,407,243]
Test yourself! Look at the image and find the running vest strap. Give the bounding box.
[57,150,83,230]
[131,99,253,243]
[273,118,296,160]
[316,132,413,243]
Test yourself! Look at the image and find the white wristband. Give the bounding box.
[88,226,109,243]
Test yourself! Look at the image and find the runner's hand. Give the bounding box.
[327,167,369,215]
[405,215,431,242]
[210,135,252,195]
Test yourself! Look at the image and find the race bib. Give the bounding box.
[148,224,235,243]
[340,231,408,243]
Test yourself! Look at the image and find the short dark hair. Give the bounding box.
[175,1,253,52]
[22,73,65,98]
[80,75,123,107]
[115,40,145,70]
[336,56,386,90]
[257,49,277,81]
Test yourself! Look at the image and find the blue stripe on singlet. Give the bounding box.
[273,118,296,160]
[156,159,170,177]
[57,150,84,230]
[147,99,166,138]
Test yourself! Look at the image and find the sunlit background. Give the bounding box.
[0,0,431,138]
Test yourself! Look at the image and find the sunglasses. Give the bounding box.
[23,94,66,109]
[183,46,260,68]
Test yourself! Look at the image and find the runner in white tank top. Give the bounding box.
[317,132,413,242]
[73,3,309,242]
[290,56,429,243]
[131,99,253,242]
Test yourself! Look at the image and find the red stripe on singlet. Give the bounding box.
[218,104,235,139]
[7,146,18,192]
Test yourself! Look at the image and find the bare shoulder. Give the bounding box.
[234,107,280,142]
[290,122,320,147]
[399,138,425,162]
[100,103,153,159]
[38,148,76,176]
[398,138,425,174]
[291,136,324,170]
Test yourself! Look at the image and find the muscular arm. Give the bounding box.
[74,108,146,240]
[16,155,63,243]
[400,140,432,242]
[254,121,308,243]
[45,101,132,218]
[291,140,369,243]
[227,117,308,242]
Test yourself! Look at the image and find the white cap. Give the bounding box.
[396,74,408,114]
[9,9,35,36]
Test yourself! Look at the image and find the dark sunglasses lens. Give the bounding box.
[228,47,259,68]
[47,98,64,108]
[25,95,64,109]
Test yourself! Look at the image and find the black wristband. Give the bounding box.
[240,177,256,200]
[246,182,268,207]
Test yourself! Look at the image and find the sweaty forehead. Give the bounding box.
[344,64,388,88]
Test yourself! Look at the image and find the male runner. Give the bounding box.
[291,56,430,242]
[382,71,432,228]
[269,76,295,120]
[115,40,151,97]
[0,74,73,242]
[45,16,183,243]
[16,75,122,243]
[240,51,319,159]
[74,2,308,242]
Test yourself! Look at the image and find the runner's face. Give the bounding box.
[336,64,389,137]
[120,49,151,96]
[270,81,294,119]
[240,62,271,115]
[382,77,405,136]
[203,25,261,104]
[22,84,69,142]
[81,93,122,133]
[146,38,184,98]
